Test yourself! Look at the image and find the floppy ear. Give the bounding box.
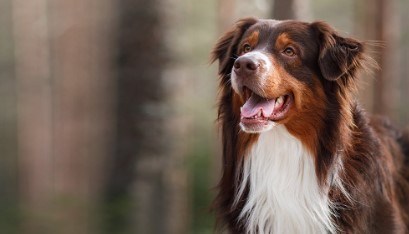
[211,18,258,78]
[311,21,365,81]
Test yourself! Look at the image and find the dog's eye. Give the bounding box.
[283,47,296,56]
[243,44,252,53]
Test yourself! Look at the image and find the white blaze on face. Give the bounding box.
[231,51,272,96]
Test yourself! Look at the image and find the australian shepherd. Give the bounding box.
[211,18,409,233]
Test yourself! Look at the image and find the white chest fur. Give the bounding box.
[234,125,335,234]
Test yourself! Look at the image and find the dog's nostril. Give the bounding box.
[234,60,241,69]
[246,61,258,71]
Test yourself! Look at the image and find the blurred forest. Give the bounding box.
[0,0,408,233]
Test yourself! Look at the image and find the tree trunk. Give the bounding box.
[102,0,188,233]
[272,0,295,19]
[218,0,236,32]
[13,0,54,232]
[13,0,116,233]
[48,0,116,233]
[358,0,400,123]
[0,0,20,232]
[400,0,409,126]
[272,0,311,20]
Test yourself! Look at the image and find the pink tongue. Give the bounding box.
[241,93,276,118]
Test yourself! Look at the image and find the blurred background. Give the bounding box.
[0,0,408,233]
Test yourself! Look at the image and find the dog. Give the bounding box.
[211,18,409,233]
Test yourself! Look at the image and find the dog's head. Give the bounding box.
[212,18,367,136]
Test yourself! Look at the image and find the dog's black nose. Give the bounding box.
[233,57,260,75]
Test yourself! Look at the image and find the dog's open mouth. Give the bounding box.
[240,86,292,127]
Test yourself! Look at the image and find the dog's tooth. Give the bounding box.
[257,111,262,117]
[276,96,283,105]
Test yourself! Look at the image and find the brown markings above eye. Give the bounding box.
[283,47,296,56]
[243,43,252,53]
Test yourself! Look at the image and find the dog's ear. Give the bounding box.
[311,21,364,81]
[211,17,258,77]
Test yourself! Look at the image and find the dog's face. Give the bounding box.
[212,18,365,134]
[231,20,321,133]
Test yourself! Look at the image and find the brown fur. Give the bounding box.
[211,18,409,233]
[240,31,260,50]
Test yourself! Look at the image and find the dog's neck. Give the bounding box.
[234,125,336,234]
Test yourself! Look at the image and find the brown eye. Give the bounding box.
[243,44,252,53]
[283,47,296,56]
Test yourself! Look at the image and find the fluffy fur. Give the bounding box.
[235,125,334,234]
[211,18,409,234]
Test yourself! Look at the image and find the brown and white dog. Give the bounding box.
[211,18,409,233]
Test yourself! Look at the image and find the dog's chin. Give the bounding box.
[239,120,277,133]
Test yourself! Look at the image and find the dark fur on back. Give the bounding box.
[211,18,409,233]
